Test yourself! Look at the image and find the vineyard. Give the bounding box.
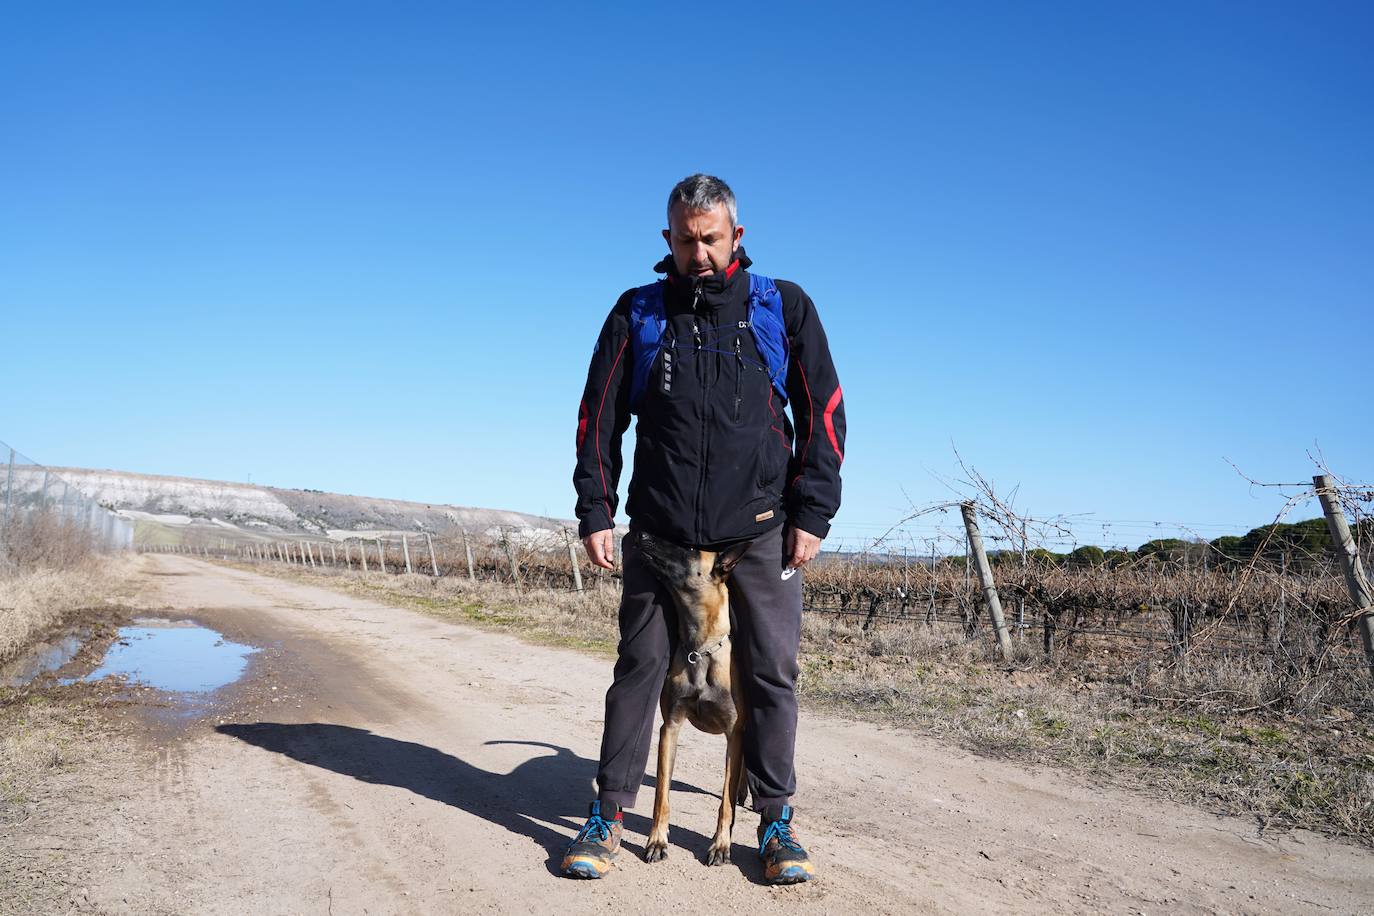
[142,475,1374,724]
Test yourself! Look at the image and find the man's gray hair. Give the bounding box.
[667,173,737,227]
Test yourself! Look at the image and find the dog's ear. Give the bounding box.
[712,539,752,579]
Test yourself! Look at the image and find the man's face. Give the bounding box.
[662,202,744,278]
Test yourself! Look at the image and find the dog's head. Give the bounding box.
[635,530,751,609]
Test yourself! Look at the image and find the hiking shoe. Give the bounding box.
[561,801,623,879]
[758,805,814,884]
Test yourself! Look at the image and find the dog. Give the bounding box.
[634,529,752,866]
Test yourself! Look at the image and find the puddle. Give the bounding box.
[1,629,92,687]
[76,618,258,693]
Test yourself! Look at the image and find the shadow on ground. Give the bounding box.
[217,723,765,881]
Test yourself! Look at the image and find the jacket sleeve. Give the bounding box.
[573,293,634,538]
[778,281,845,539]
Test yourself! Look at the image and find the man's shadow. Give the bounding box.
[216,723,765,881]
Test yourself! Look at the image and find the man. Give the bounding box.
[566,174,845,883]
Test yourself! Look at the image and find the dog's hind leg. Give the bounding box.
[645,711,684,862]
[707,721,745,865]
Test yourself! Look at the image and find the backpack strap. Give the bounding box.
[629,275,789,410]
[628,281,667,412]
[747,273,790,403]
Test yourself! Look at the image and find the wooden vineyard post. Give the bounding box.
[330,543,337,565]
[401,534,414,574]
[1314,474,1374,677]
[425,533,440,577]
[359,540,368,572]
[375,538,387,574]
[501,527,519,584]
[566,529,584,592]
[343,541,353,570]
[960,502,1013,662]
[461,528,476,581]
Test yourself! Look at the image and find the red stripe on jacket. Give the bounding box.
[593,339,628,521]
[823,386,844,463]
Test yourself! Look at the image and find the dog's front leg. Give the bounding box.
[707,720,745,865]
[645,712,683,862]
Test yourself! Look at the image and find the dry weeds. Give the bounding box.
[0,556,140,667]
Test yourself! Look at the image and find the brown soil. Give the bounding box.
[4,555,1372,915]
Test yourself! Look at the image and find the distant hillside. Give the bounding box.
[48,467,577,544]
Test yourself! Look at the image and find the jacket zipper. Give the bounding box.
[693,284,709,544]
[733,335,743,422]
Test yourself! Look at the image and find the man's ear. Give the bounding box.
[732,223,744,252]
[713,539,752,579]
[662,228,672,247]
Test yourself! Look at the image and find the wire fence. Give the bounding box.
[0,439,135,572]
[143,508,1373,676]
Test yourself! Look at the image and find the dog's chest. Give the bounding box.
[665,651,735,710]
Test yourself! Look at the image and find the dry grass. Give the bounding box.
[0,556,140,668]
[799,613,1374,844]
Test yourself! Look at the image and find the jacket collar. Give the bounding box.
[654,246,753,312]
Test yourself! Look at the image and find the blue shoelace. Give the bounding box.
[759,818,804,856]
[574,813,614,844]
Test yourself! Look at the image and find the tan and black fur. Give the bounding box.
[635,529,752,865]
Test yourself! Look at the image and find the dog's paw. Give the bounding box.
[706,843,731,866]
[644,840,669,863]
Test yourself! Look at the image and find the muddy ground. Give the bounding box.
[2,555,1371,915]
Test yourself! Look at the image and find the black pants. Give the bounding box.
[595,522,803,811]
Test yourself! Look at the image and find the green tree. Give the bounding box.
[1066,545,1106,568]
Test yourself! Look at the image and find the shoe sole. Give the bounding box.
[766,864,813,885]
[562,859,608,879]
[561,849,618,879]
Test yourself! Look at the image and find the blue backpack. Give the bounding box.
[628,273,789,413]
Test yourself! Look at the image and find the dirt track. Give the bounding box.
[13,555,1373,914]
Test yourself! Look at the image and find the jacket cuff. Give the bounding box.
[578,509,614,539]
[788,509,831,540]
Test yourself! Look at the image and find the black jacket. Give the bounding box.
[573,246,845,548]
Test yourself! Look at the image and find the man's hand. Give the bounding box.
[582,530,616,570]
[784,526,822,569]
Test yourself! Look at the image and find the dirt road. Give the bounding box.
[14,555,1372,914]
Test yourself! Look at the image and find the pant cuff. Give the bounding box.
[597,788,640,810]
[751,795,792,813]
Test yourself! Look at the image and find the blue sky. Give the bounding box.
[2,2,1370,553]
